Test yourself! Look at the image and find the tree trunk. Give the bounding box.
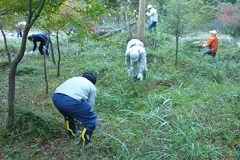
[137,0,145,41]
[7,0,45,127]
[174,5,180,66]
[56,30,61,77]
[43,53,48,94]
[47,31,56,65]
[49,37,56,65]
[175,30,179,66]
[8,30,29,126]
[0,24,11,67]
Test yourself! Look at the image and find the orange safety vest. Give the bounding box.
[205,35,218,53]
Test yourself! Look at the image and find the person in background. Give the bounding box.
[15,23,23,38]
[146,4,158,32]
[125,39,147,81]
[68,26,77,42]
[28,33,50,56]
[52,72,98,147]
[202,30,219,63]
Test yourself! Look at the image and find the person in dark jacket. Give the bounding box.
[28,33,50,56]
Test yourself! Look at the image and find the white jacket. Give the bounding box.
[125,45,147,77]
[146,7,158,22]
[126,39,144,52]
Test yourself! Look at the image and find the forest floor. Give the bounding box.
[0,30,237,42]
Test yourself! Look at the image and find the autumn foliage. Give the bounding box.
[217,3,240,28]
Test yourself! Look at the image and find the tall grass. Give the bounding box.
[0,31,239,159]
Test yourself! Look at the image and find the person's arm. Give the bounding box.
[204,37,214,47]
[126,42,133,51]
[125,52,131,69]
[87,87,96,107]
[139,52,147,73]
[146,9,153,16]
[146,11,151,16]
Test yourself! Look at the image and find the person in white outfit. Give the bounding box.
[146,4,158,31]
[125,39,147,81]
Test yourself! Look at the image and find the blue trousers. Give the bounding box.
[148,21,157,31]
[202,49,216,63]
[52,93,98,130]
[39,41,50,56]
[202,49,216,57]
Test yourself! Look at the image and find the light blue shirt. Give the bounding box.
[146,7,158,22]
[54,77,96,106]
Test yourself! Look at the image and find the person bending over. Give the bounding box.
[28,33,50,56]
[52,72,98,146]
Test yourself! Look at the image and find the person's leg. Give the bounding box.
[38,43,44,55]
[132,61,139,78]
[52,93,98,146]
[80,127,95,146]
[52,93,79,139]
[202,49,211,57]
[19,30,22,37]
[152,22,157,31]
[64,116,77,139]
[69,100,98,128]
[70,100,98,146]
[211,53,216,64]
[45,41,50,56]
[148,21,154,31]
[17,30,20,37]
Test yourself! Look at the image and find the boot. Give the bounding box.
[80,127,94,147]
[65,117,77,139]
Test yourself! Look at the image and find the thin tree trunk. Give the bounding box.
[56,30,61,76]
[137,0,145,41]
[0,24,11,67]
[43,53,48,94]
[175,5,180,66]
[8,30,29,126]
[175,31,179,66]
[126,9,132,39]
[49,37,56,65]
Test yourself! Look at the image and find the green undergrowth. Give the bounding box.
[0,31,239,159]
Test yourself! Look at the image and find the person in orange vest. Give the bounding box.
[202,30,219,63]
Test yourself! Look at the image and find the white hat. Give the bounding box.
[209,30,217,34]
[147,5,152,9]
[130,49,140,62]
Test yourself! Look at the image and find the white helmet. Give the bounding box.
[209,30,217,34]
[130,49,140,62]
[147,5,152,9]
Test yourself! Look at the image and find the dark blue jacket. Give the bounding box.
[28,33,50,55]
[28,33,48,51]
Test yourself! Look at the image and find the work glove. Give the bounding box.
[137,73,143,81]
[127,69,131,76]
[29,51,34,54]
